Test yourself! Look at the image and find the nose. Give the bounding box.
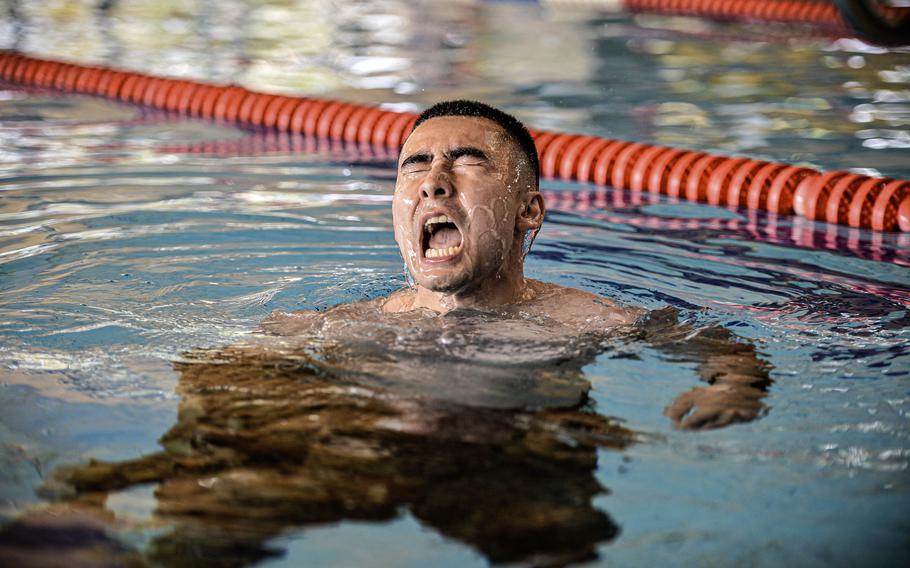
[421,185,450,199]
[419,168,454,200]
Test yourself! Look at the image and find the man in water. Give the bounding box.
[267,99,771,429]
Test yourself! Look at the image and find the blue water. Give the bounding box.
[1,2,909,566]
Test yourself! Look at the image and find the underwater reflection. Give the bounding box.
[24,304,769,567]
[39,307,639,567]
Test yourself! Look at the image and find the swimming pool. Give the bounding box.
[1,1,909,566]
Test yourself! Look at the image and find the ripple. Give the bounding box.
[1,3,909,565]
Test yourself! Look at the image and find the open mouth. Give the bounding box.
[421,214,463,260]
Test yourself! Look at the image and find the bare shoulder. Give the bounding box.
[259,296,389,335]
[258,309,322,336]
[380,287,417,313]
[523,280,644,327]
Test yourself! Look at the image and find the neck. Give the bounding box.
[412,266,528,313]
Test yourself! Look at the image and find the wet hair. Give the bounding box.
[411,100,539,187]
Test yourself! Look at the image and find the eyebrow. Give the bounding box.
[446,146,488,162]
[399,146,489,169]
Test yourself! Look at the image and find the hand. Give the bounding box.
[663,383,766,430]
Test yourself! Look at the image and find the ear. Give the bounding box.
[516,191,545,232]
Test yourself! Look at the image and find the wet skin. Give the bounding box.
[387,115,630,320]
[390,115,539,310]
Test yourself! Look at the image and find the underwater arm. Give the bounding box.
[641,308,773,430]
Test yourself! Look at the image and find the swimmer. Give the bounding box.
[265,99,772,430]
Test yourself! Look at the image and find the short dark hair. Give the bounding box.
[411,100,539,186]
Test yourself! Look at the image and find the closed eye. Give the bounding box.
[453,157,485,168]
[402,166,430,175]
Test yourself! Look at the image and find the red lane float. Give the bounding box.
[550,0,909,45]
[622,0,847,31]
[1,51,907,232]
[539,186,910,268]
[616,0,910,44]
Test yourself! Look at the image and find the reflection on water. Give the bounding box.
[1,1,910,566]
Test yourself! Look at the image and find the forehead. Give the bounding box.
[400,116,514,161]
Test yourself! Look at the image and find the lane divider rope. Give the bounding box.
[545,0,909,45]
[1,51,907,232]
[541,186,909,268]
[621,0,847,30]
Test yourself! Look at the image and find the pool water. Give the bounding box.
[1,1,909,566]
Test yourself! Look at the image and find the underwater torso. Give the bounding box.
[251,284,642,409]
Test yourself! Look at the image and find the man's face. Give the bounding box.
[392,116,536,294]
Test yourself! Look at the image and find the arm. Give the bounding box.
[638,307,773,430]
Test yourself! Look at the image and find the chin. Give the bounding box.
[415,271,472,294]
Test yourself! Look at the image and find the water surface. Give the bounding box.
[1,2,909,566]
